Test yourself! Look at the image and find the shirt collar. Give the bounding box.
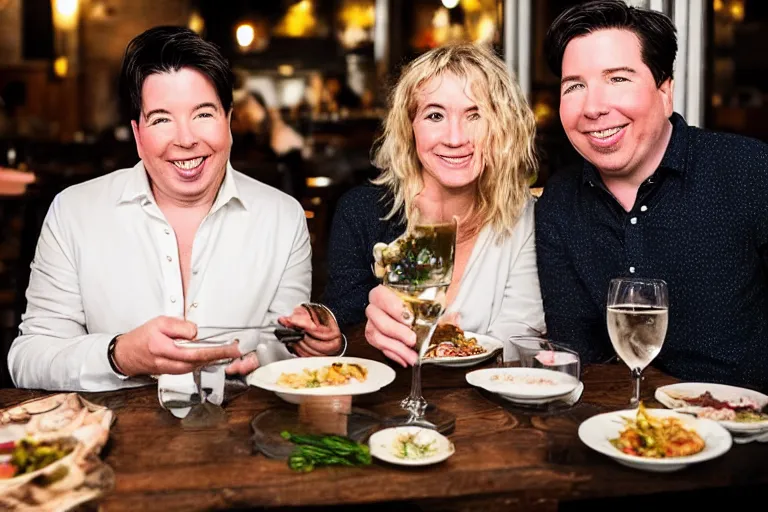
[118,160,248,212]
[581,112,690,187]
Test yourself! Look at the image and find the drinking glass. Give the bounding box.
[173,337,238,428]
[376,209,457,429]
[505,336,581,382]
[606,278,669,407]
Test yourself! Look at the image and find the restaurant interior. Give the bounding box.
[0,1,767,509]
[0,0,766,390]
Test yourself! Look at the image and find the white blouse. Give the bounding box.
[446,199,546,348]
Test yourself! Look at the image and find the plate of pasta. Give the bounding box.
[246,357,396,397]
[578,404,731,472]
[421,326,502,368]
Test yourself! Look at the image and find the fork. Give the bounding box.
[193,325,304,344]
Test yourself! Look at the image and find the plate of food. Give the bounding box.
[368,426,455,466]
[655,382,768,434]
[246,357,396,397]
[422,325,503,368]
[465,367,580,403]
[578,404,732,472]
[0,393,114,495]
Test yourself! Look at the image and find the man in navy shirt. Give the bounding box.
[536,0,768,390]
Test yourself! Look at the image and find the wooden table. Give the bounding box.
[2,326,767,511]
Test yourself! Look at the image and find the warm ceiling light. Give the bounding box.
[730,1,745,22]
[53,56,69,78]
[441,0,460,8]
[52,0,79,29]
[55,0,78,17]
[236,23,255,47]
[188,12,205,34]
[306,177,332,188]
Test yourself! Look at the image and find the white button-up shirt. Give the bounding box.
[9,161,311,391]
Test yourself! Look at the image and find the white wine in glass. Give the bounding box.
[376,219,456,429]
[606,278,669,407]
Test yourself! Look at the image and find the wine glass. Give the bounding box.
[172,336,238,428]
[606,278,669,407]
[505,336,581,382]
[375,210,457,430]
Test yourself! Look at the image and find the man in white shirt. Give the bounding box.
[8,26,342,391]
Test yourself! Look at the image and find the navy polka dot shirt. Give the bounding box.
[535,113,768,391]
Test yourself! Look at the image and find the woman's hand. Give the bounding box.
[364,285,418,367]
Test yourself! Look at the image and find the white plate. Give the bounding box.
[655,382,768,434]
[246,357,395,397]
[368,426,455,466]
[578,408,732,472]
[465,367,579,400]
[497,381,585,406]
[422,332,503,368]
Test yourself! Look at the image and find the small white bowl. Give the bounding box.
[368,426,455,466]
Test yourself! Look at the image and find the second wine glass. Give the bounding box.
[606,278,669,407]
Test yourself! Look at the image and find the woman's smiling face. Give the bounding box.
[412,72,487,193]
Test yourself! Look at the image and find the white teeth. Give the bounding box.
[172,157,204,170]
[589,127,622,139]
[440,155,471,164]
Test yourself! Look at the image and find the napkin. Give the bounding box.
[157,339,296,418]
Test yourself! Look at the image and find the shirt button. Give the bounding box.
[166,255,173,262]
[192,269,199,275]
[170,296,177,303]
[629,267,636,274]
[191,302,198,308]
[640,205,648,212]
[164,228,170,235]
[630,217,637,225]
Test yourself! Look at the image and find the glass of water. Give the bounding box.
[606,278,669,407]
[505,336,581,382]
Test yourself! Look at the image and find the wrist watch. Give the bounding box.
[107,335,127,377]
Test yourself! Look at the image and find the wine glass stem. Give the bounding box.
[193,367,204,404]
[404,361,427,421]
[630,367,642,407]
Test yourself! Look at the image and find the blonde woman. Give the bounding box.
[321,43,546,366]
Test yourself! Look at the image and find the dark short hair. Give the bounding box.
[119,26,234,122]
[544,0,677,87]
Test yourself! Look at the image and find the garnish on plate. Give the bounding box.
[391,431,438,460]
[0,437,75,480]
[277,363,368,389]
[668,391,768,423]
[490,374,558,386]
[610,403,705,458]
[423,324,486,359]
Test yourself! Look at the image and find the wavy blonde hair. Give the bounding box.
[372,43,537,238]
